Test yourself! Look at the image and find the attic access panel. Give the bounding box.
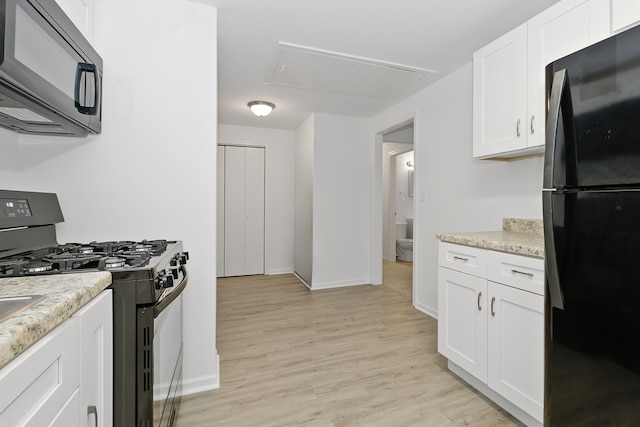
[267,42,436,100]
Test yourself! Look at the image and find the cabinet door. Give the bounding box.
[487,281,544,423]
[0,317,80,427]
[438,267,488,382]
[55,0,95,43]
[527,0,611,148]
[612,0,640,32]
[473,24,527,159]
[77,291,113,427]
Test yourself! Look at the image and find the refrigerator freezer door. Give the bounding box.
[546,189,640,426]
[547,24,640,188]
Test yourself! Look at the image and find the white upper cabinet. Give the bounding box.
[612,0,640,32]
[527,0,611,150]
[55,0,95,44]
[473,0,611,159]
[473,24,528,159]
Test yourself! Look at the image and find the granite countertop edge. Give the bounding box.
[437,231,545,259]
[0,272,112,370]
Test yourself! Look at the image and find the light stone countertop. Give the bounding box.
[0,272,112,369]
[437,218,545,259]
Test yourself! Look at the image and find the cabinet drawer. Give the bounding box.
[439,242,487,277]
[488,251,544,295]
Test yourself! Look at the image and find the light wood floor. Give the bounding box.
[176,273,522,426]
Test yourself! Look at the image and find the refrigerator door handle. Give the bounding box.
[543,69,572,190]
[543,191,565,310]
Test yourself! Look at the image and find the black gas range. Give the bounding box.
[0,189,188,427]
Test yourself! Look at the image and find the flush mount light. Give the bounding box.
[248,101,275,117]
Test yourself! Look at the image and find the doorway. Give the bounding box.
[380,121,414,299]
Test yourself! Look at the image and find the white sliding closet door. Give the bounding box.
[216,145,226,277]
[220,146,265,277]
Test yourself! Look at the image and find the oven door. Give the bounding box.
[153,292,183,427]
[137,266,188,427]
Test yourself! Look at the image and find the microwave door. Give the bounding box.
[0,0,101,135]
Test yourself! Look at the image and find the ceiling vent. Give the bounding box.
[266,42,436,100]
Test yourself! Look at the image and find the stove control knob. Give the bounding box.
[154,275,164,290]
[164,274,174,288]
[168,267,179,280]
[155,271,175,289]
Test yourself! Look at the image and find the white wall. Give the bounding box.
[218,125,295,275]
[16,0,219,394]
[312,113,372,289]
[0,128,20,188]
[371,62,543,317]
[294,115,314,285]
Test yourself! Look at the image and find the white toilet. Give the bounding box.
[396,218,413,262]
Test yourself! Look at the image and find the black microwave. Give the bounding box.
[0,0,102,136]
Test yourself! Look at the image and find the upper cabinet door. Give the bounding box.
[612,0,640,33]
[473,24,528,159]
[55,0,95,43]
[527,0,611,148]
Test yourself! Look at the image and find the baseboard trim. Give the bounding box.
[181,353,220,396]
[414,302,437,320]
[266,268,295,275]
[311,279,370,290]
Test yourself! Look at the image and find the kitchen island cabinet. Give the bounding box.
[437,229,544,426]
[473,0,610,159]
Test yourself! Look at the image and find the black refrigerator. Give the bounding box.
[543,25,640,426]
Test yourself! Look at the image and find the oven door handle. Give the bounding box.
[154,265,188,317]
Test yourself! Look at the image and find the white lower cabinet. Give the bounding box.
[438,242,544,426]
[0,290,112,427]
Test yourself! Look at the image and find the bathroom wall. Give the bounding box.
[395,150,414,234]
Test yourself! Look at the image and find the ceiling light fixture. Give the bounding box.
[248,101,275,117]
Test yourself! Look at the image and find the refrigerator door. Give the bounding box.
[546,24,640,188]
[545,189,640,426]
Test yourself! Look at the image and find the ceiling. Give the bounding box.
[208,0,561,130]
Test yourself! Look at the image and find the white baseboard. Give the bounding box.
[181,353,220,396]
[310,278,370,290]
[266,268,295,275]
[414,302,437,320]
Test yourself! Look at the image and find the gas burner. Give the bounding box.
[24,260,53,273]
[131,244,153,253]
[45,252,104,271]
[104,257,127,269]
[76,246,95,254]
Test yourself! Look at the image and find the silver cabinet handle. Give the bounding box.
[511,269,534,277]
[477,292,482,311]
[531,115,535,134]
[491,297,496,316]
[453,256,469,262]
[516,119,521,137]
[88,405,98,427]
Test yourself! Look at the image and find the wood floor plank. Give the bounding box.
[176,273,522,426]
